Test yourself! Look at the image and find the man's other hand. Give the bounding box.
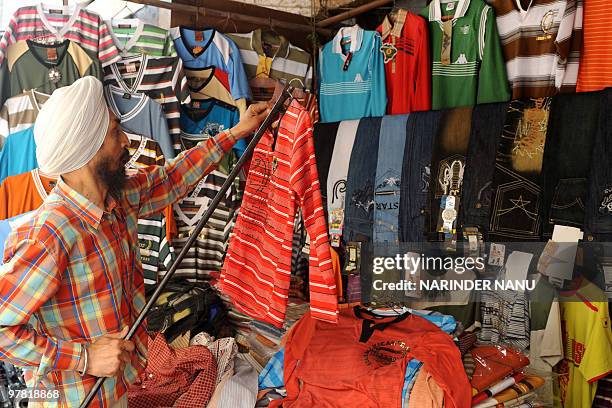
[81,327,135,377]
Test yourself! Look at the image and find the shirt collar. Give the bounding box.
[251,29,290,59]
[380,9,408,40]
[56,178,118,230]
[428,0,471,22]
[332,24,364,54]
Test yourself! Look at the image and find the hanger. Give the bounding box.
[288,77,306,90]
[221,12,238,34]
[263,17,280,39]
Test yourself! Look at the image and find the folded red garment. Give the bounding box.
[469,345,529,393]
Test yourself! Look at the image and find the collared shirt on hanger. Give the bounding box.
[421,0,510,109]
[377,9,431,114]
[319,25,387,122]
[228,29,313,89]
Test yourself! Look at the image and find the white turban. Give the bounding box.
[34,76,110,176]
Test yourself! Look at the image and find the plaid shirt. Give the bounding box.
[0,130,236,407]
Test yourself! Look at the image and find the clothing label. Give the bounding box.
[438,195,458,234]
[604,266,612,299]
[122,93,132,100]
[195,31,204,42]
[544,225,583,281]
[441,20,453,66]
[504,251,533,283]
[49,9,63,14]
[329,208,344,247]
[47,47,58,62]
[126,63,137,73]
[118,24,133,29]
[488,243,505,266]
[344,242,362,275]
[446,2,456,10]
[193,46,203,55]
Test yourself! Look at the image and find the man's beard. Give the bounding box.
[95,149,131,197]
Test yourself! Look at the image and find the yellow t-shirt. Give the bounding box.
[556,279,612,408]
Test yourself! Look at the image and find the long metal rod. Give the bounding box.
[79,85,295,408]
[128,0,333,36]
[316,0,393,27]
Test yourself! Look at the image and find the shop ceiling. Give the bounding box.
[126,0,402,50]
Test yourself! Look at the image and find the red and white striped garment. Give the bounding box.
[220,100,338,327]
[0,3,119,67]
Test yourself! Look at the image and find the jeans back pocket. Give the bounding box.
[549,178,587,227]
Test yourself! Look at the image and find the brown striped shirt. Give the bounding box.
[0,90,49,144]
[490,0,583,98]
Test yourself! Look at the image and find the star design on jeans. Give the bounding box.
[497,195,538,220]
[510,196,530,209]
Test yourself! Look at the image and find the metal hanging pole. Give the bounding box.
[79,84,295,408]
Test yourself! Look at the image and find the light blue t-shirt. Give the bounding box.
[319,25,387,122]
[0,127,37,184]
[104,85,175,159]
[180,99,245,157]
[171,27,252,101]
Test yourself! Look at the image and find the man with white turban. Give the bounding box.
[0,76,270,407]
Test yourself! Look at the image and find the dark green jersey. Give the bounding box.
[421,0,510,110]
[0,39,102,106]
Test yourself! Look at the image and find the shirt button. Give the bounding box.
[420,208,425,215]
[475,202,482,209]
[141,385,146,389]
[148,373,154,379]
[587,235,594,242]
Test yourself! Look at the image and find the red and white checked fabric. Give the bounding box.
[220,100,338,328]
[128,334,218,408]
[0,4,120,67]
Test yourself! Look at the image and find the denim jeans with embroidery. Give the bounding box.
[399,111,441,242]
[585,88,612,239]
[539,92,601,238]
[428,107,473,239]
[343,117,382,243]
[460,102,508,237]
[489,98,552,241]
[374,115,409,244]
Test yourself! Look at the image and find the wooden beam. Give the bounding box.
[128,0,332,35]
[317,0,393,27]
[177,0,310,25]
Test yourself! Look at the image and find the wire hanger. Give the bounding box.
[288,77,306,90]
[221,12,238,34]
[266,17,280,38]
